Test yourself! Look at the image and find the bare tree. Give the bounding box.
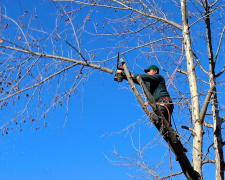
[1,0,225,179]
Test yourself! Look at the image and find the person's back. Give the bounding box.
[132,73,170,102]
[121,64,187,153]
[130,65,173,123]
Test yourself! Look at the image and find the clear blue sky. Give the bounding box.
[0,0,216,180]
[0,1,151,178]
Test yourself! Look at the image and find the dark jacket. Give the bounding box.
[132,74,170,101]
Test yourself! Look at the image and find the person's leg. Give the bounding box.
[150,105,169,140]
[151,105,168,123]
[151,106,188,154]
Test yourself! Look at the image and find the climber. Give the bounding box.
[121,64,187,153]
[130,65,173,124]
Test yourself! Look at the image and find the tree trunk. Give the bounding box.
[180,0,202,176]
[203,1,224,178]
[211,88,224,180]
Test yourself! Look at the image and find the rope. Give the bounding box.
[166,42,184,89]
[169,148,173,180]
[162,104,173,180]
[165,44,184,179]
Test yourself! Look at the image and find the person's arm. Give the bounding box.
[123,73,139,84]
[133,74,161,82]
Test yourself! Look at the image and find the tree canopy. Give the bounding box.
[0,0,225,179]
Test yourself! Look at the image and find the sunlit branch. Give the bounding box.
[195,0,203,6]
[202,160,216,164]
[55,0,183,30]
[203,121,213,128]
[58,3,82,56]
[210,0,219,8]
[53,0,128,10]
[1,55,34,73]
[215,65,225,78]
[156,171,183,180]
[193,53,209,75]
[111,0,183,30]
[85,21,159,36]
[200,85,215,123]
[0,14,31,51]
[0,63,78,103]
[189,9,214,28]
[0,45,113,73]
[177,69,188,75]
[138,0,152,14]
[1,56,41,98]
[203,142,214,161]
[214,26,225,64]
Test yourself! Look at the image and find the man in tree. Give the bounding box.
[130,65,174,125]
[127,64,187,153]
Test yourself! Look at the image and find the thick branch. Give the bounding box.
[0,45,113,74]
[177,69,188,75]
[203,121,213,128]
[120,58,152,119]
[157,171,183,179]
[214,26,225,64]
[216,65,225,78]
[202,160,216,164]
[200,85,215,123]
[194,53,209,75]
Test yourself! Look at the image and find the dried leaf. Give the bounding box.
[30,119,35,122]
[87,15,91,21]
[86,15,91,21]
[4,23,8,29]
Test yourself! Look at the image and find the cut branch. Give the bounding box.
[0,45,113,74]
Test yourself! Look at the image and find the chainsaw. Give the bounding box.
[114,52,124,82]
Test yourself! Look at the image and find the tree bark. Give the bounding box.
[203,1,224,179]
[180,0,202,176]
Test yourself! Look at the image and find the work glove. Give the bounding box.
[118,65,124,70]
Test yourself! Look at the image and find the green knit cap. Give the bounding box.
[144,65,159,73]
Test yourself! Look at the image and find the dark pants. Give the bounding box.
[151,103,187,153]
[151,105,171,141]
[151,105,170,124]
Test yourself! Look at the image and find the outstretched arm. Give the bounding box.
[133,74,161,82]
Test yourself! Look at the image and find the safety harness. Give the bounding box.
[156,96,174,125]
